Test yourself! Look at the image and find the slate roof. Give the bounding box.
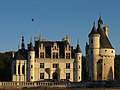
[14,52,26,60]
[89,18,114,49]
[98,27,114,49]
[29,42,34,51]
[89,22,99,36]
[39,41,70,58]
[14,49,28,60]
[75,44,81,53]
[97,17,113,49]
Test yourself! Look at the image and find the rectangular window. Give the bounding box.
[56,53,58,59]
[22,65,25,74]
[40,63,44,68]
[18,64,20,74]
[53,52,58,59]
[40,52,44,58]
[31,65,33,68]
[66,73,70,79]
[66,63,70,69]
[53,64,59,68]
[40,73,44,79]
[66,53,70,59]
[53,53,55,59]
[31,76,33,79]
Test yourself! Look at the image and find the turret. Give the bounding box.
[89,22,100,55]
[88,22,100,80]
[74,42,82,82]
[28,41,35,81]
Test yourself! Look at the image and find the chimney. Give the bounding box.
[34,37,40,42]
[62,35,70,44]
[103,26,108,37]
[12,51,15,58]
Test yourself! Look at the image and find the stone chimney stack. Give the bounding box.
[103,26,108,37]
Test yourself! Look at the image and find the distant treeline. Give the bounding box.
[0,52,12,81]
[0,52,120,81]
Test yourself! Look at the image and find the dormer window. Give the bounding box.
[51,43,59,59]
[66,53,70,59]
[53,52,58,59]
[40,52,44,58]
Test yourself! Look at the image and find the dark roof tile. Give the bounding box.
[89,24,99,36]
[98,27,113,49]
[76,44,81,53]
[14,52,26,60]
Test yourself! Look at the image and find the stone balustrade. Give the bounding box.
[0,81,72,88]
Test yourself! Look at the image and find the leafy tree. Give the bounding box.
[115,55,120,81]
[82,56,87,81]
[0,52,12,81]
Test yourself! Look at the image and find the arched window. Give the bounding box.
[18,64,20,74]
[22,65,25,74]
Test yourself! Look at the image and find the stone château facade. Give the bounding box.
[11,36,82,82]
[86,17,115,81]
[11,17,115,82]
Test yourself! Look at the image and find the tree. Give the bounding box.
[115,55,120,81]
[0,52,12,81]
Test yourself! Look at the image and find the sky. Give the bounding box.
[0,0,120,55]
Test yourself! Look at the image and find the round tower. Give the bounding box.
[88,22,100,80]
[89,22,100,55]
[28,42,35,81]
[74,43,82,82]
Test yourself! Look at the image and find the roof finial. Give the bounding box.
[22,36,24,43]
[93,21,95,26]
[77,38,79,44]
[66,34,68,38]
[18,45,20,50]
[98,13,103,25]
[21,36,25,49]
[39,33,41,40]
[99,12,102,19]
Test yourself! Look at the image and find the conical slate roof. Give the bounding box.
[76,44,81,53]
[29,42,34,51]
[98,27,113,49]
[89,22,99,37]
[14,52,26,60]
[97,17,113,49]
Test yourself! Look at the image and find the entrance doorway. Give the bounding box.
[53,72,58,80]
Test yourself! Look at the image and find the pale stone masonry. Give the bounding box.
[86,17,115,81]
[11,36,82,82]
[11,17,115,82]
